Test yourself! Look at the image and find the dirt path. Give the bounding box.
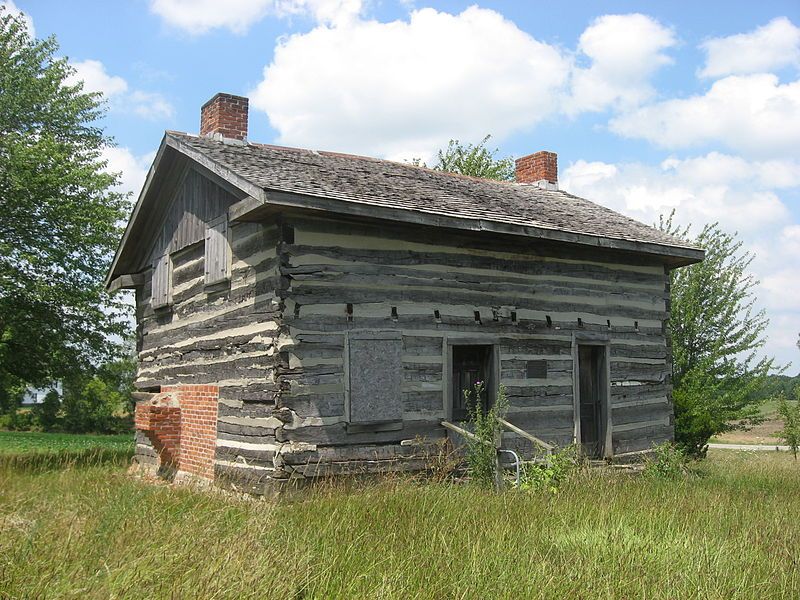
[708,443,791,452]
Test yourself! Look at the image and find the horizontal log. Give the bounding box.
[278,419,445,446]
[215,445,275,467]
[288,284,666,321]
[285,242,665,283]
[285,266,666,307]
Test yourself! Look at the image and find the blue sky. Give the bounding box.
[6,0,800,370]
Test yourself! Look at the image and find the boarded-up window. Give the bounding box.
[347,333,403,424]
[151,253,172,309]
[204,215,230,286]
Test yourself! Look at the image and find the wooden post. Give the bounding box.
[494,428,504,491]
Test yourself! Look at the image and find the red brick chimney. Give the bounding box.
[200,93,249,141]
[515,151,558,189]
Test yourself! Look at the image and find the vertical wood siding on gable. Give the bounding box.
[148,168,239,265]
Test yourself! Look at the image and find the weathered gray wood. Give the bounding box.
[497,417,554,452]
[234,189,704,265]
[204,214,231,285]
[151,253,172,309]
[108,272,145,291]
[441,420,491,446]
[285,244,668,284]
[289,285,666,321]
[279,420,444,445]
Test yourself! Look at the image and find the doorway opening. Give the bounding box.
[577,344,608,458]
[451,345,493,422]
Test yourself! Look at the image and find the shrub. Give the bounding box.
[642,442,690,479]
[464,382,508,489]
[519,445,580,493]
[776,391,800,460]
[61,376,132,434]
[32,390,61,431]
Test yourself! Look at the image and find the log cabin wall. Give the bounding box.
[273,213,674,479]
[131,168,284,487]
[131,184,674,489]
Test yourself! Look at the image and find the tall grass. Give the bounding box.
[1,451,798,598]
[0,431,134,474]
[0,431,133,454]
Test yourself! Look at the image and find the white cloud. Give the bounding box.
[566,13,676,114]
[67,59,129,97]
[128,90,175,120]
[699,17,800,78]
[562,154,799,369]
[659,152,800,189]
[562,153,792,234]
[102,147,156,198]
[251,6,569,160]
[149,0,363,34]
[1,0,34,36]
[275,0,363,26]
[66,59,174,121]
[609,74,800,157]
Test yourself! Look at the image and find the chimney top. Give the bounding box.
[200,93,249,142]
[515,151,558,190]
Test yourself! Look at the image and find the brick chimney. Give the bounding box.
[200,93,249,141]
[515,151,558,190]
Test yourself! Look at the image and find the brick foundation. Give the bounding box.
[134,385,219,482]
[135,402,181,469]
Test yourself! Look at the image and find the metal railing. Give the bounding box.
[441,417,553,489]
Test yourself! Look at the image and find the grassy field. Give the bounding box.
[712,398,790,445]
[0,431,134,473]
[1,450,798,599]
[0,431,133,454]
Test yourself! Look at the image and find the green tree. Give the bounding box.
[60,349,135,434]
[414,135,515,181]
[0,10,131,395]
[777,391,800,460]
[33,389,61,431]
[660,215,775,456]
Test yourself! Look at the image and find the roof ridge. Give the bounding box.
[169,130,519,187]
[164,130,702,257]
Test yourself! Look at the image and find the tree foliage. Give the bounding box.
[0,10,131,393]
[776,391,800,460]
[414,135,515,181]
[660,215,775,456]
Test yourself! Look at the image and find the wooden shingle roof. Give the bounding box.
[106,131,703,288]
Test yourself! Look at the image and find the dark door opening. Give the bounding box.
[578,345,606,458]
[451,345,492,422]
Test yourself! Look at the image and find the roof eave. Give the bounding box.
[230,188,706,266]
[104,134,170,289]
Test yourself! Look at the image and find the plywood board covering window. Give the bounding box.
[347,333,403,424]
[151,253,172,309]
[204,215,230,286]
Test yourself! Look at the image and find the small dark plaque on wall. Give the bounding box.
[526,359,548,379]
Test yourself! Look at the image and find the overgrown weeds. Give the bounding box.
[463,382,508,489]
[0,446,133,473]
[520,444,581,493]
[642,442,692,479]
[2,451,799,598]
